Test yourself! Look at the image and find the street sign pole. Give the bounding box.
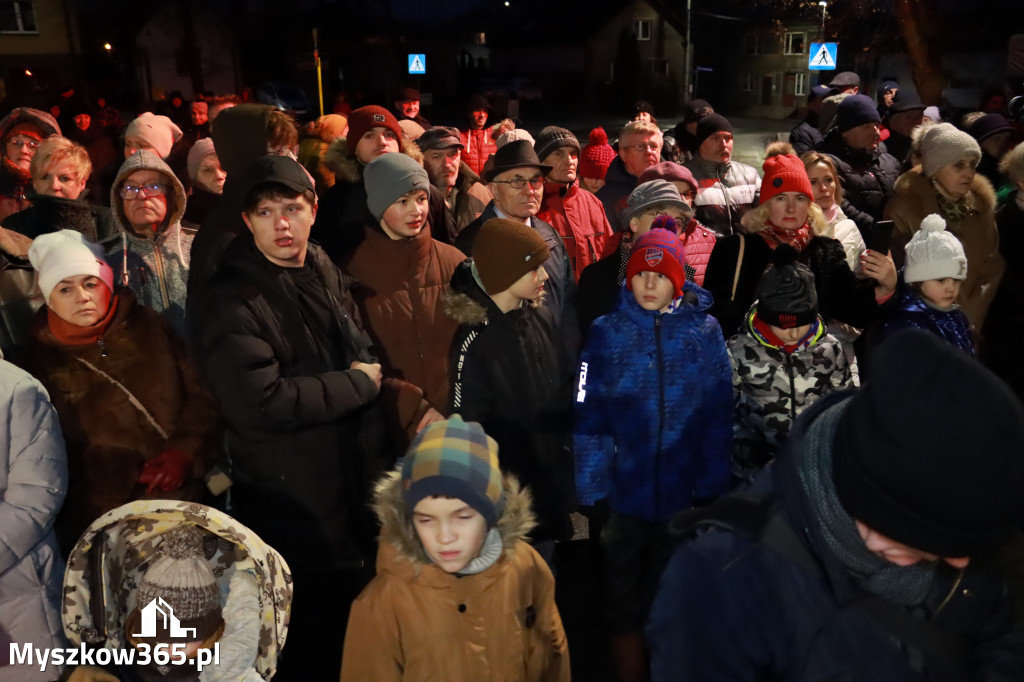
[313,28,324,116]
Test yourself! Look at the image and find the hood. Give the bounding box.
[211,104,275,177]
[820,128,882,165]
[892,167,996,217]
[0,106,61,142]
[62,500,292,681]
[737,303,829,351]
[110,150,188,236]
[323,137,423,185]
[457,161,482,187]
[615,278,712,323]
[372,469,536,570]
[444,257,497,326]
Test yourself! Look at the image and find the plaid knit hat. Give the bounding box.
[579,127,615,180]
[904,214,968,283]
[402,415,504,527]
[346,105,403,147]
[626,227,687,298]
[760,154,814,204]
[534,126,580,163]
[472,218,550,294]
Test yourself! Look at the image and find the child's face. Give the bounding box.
[380,189,429,240]
[631,271,676,312]
[630,204,688,237]
[507,264,549,302]
[412,496,489,574]
[919,278,961,308]
[768,323,812,344]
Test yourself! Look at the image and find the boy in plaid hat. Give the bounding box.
[342,415,570,682]
[574,227,732,679]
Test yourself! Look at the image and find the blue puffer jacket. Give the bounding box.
[883,290,974,355]
[574,282,732,522]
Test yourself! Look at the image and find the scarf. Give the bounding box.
[795,401,938,607]
[934,189,971,223]
[47,293,119,346]
[456,527,503,576]
[759,220,814,252]
[752,314,821,354]
[822,203,841,226]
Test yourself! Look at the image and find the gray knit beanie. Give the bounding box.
[904,214,968,283]
[534,126,580,163]
[919,123,981,179]
[364,153,430,221]
[622,180,690,224]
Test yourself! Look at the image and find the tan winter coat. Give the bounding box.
[886,168,1004,330]
[341,471,570,682]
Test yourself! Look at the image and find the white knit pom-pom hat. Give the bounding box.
[904,213,968,283]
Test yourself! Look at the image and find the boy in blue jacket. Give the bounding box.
[573,227,732,680]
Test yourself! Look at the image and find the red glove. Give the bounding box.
[138,449,193,494]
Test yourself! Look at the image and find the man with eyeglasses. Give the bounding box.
[0,107,61,223]
[455,140,579,353]
[596,120,663,234]
[105,149,193,337]
[683,114,760,237]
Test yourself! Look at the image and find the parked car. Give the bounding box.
[257,82,311,119]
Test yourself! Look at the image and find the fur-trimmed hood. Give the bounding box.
[892,166,996,218]
[443,256,544,327]
[0,107,61,142]
[109,150,188,236]
[371,468,536,571]
[322,137,423,185]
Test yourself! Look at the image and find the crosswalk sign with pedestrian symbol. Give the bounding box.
[408,54,426,75]
[808,43,838,71]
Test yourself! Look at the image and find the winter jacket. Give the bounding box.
[823,206,866,272]
[574,284,732,522]
[683,156,760,237]
[595,156,638,233]
[2,194,117,242]
[648,392,1024,681]
[704,232,887,338]
[104,151,193,338]
[20,288,219,554]
[181,185,220,229]
[728,308,851,476]
[341,472,570,682]
[883,290,974,354]
[0,359,68,682]
[459,126,497,177]
[62,500,292,682]
[818,129,901,237]
[538,179,614,281]
[789,118,823,155]
[446,260,575,541]
[199,237,421,571]
[0,230,43,357]
[344,223,465,412]
[0,108,61,224]
[577,240,629,338]
[983,193,1024,396]
[448,163,492,238]
[886,169,1004,331]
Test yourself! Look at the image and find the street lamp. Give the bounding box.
[818,1,827,40]
[104,43,112,52]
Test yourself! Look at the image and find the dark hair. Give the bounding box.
[266,110,298,151]
[242,182,316,214]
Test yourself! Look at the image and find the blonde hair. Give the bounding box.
[29,136,91,183]
[800,151,845,205]
[741,199,829,236]
[999,141,1024,184]
[619,120,662,143]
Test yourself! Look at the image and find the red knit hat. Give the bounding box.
[346,105,404,147]
[759,154,814,205]
[579,127,615,180]
[625,226,687,298]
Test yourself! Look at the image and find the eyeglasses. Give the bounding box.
[120,183,168,200]
[625,142,661,153]
[644,209,683,220]
[6,136,40,151]
[492,176,544,189]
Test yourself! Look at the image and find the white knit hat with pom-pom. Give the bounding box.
[904,213,968,283]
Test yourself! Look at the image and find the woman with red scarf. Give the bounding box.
[703,152,897,337]
[20,229,219,554]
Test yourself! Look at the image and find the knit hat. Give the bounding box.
[28,229,115,302]
[622,179,690,224]
[124,112,183,160]
[694,114,733,150]
[466,94,491,113]
[923,106,941,123]
[828,71,861,91]
[472,218,550,294]
[967,113,1015,143]
[633,101,655,118]
[638,162,698,195]
[315,114,349,142]
[759,154,814,205]
[364,152,430,221]
[903,214,967,283]
[756,244,818,328]
[186,138,217,181]
[683,99,714,124]
[918,122,982,178]
[398,119,425,141]
[346,105,403,148]
[832,329,1024,558]
[483,140,551,183]
[534,126,580,164]
[579,128,615,180]
[401,415,504,527]
[835,94,881,133]
[625,227,686,298]
[131,526,222,644]
[417,126,464,151]
[877,80,899,96]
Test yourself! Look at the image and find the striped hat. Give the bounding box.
[401,415,504,527]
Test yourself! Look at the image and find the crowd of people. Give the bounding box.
[2,72,1024,682]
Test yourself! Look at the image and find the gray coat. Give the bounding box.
[0,358,68,681]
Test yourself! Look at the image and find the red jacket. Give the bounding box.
[459,128,497,177]
[538,181,614,282]
[598,218,716,287]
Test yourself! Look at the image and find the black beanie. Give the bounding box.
[756,245,817,329]
[695,114,733,149]
[967,113,1014,143]
[835,94,881,133]
[832,329,1024,558]
[534,126,580,163]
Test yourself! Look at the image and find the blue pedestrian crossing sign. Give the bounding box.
[809,43,838,71]
[408,54,426,75]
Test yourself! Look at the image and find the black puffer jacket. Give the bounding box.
[2,194,117,242]
[818,130,901,238]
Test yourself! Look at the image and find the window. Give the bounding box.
[784,32,805,55]
[473,32,486,45]
[1,1,37,33]
[795,73,807,96]
[650,59,669,76]
[740,73,753,92]
[633,19,651,41]
[743,33,760,56]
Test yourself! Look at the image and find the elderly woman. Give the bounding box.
[182,138,225,227]
[886,122,1004,330]
[0,107,61,223]
[21,230,219,555]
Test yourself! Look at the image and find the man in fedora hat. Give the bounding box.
[455,140,579,352]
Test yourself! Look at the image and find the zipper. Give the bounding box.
[152,240,171,310]
[933,567,965,617]
[654,314,664,518]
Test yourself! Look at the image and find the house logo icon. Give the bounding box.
[132,597,197,639]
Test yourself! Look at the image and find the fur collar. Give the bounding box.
[321,138,423,185]
[893,167,997,217]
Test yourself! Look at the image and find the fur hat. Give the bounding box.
[124,112,183,160]
[579,127,615,180]
[346,106,403,149]
[186,138,217,181]
[534,126,580,164]
[401,415,504,527]
[28,229,115,301]
[472,218,550,295]
[623,180,689,224]
[364,152,430,221]
[759,154,814,204]
[625,227,686,298]
[756,244,818,328]
[919,122,981,178]
[835,94,881,133]
[694,114,733,150]
[903,214,968,283]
